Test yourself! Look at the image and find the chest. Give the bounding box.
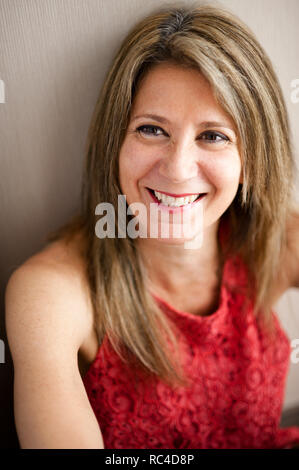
[82,313,291,449]
[77,258,291,380]
[150,271,223,318]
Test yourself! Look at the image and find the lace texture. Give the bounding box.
[83,251,299,449]
[83,215,299,449]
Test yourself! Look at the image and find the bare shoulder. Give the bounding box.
[21,229,88,277]
[5,231,96,370]
[5,232,105,448]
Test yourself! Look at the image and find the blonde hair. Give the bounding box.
[46,2,298,388]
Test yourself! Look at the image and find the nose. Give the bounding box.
[158,139,201,183]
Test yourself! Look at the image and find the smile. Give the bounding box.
[146,187,207,208]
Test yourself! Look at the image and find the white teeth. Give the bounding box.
[153,190,199,206]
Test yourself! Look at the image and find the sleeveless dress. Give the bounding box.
[82,219,299,449]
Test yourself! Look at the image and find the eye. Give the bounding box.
[135,125,230,144]
[199,131,229,143]
[135,125,165,137]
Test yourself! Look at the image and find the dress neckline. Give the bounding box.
[149,255,230,322]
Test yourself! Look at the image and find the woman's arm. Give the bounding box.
[5,263,104,449]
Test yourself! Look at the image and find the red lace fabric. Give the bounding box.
[83,222,299,449]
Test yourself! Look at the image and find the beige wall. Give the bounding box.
[0,0,298,447]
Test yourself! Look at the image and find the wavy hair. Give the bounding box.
[46,1,298,387]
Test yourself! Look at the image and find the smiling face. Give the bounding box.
[119,62,242,244]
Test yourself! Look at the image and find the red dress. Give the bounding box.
[83,221,299,449]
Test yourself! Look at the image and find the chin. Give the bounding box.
[149,229,202,244]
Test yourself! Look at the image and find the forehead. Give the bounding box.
[131,62,231,122]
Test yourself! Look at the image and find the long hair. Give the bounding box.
[46,2,298,387]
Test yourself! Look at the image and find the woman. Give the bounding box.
[5,3,299,449]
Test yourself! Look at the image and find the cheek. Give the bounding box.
[206,154,241,189]
[119,140,154,185]
[118,141,147,198]
[119,142,135,186]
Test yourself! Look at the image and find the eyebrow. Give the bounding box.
[131,113,235,131]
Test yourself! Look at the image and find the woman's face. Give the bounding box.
[119,62,242,243]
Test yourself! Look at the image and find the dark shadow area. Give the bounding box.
[280,406,299,428]
[0,285,20,449]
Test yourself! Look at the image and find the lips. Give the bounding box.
[146,187,207,207]
[146,187,204,198]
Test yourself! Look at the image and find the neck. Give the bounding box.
[137,220,222,295]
